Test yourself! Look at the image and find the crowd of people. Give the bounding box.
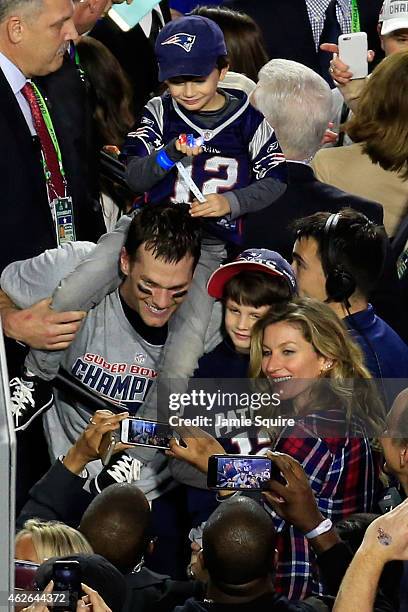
[1,0,408,610]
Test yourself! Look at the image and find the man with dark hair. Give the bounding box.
[203,497,276,590]
[1,204,201,494]
[176,495,332,611]
[80,483,151,574]
[292,208,408,381]
[80,482,200,611]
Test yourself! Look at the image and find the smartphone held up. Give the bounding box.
[207,454,281,490]
[120,417,172,450]
[338,32,368,79]
[52,560,82,612]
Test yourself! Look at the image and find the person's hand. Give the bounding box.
[175,137,203,157]
[190,194,231,218]
[167,426,226,474]
[321,122,338,145]
[20,581,53,612]
[1,295,86,350]
[320,43,375,85]
[359,499,408,563]
[188,541,209,583]
[63,410,131,474]
[103,145,121,158]
[261,452,324,534]
[77,583,112,611]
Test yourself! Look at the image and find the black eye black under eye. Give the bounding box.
[137,282,152,295]
[172,289,188,299]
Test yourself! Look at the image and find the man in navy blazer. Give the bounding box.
[0,0,106,514]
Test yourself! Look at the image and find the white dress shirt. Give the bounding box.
[0,50,36,135]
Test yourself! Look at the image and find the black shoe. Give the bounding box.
[90,452,141,494]
[9,370,54,432]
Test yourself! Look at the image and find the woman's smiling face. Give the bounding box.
[261,321,330,400]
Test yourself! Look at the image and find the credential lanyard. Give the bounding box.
[74,47,86,83]
[31,82,66,186]
[351,0,361,33]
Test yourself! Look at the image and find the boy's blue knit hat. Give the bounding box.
[155,15,227,82]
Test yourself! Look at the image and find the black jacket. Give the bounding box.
[0,59,104,276]
[173,592,318,612]
[90,1,171,119]
[243,162,383,261]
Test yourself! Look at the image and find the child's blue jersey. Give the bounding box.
[122,89,286,207]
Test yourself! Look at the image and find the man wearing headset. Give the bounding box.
[291,208,408,390]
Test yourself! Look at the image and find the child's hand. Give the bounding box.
[190,194,231,218]
[175,134,203,157]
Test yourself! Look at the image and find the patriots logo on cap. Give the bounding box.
[161,33,196,52]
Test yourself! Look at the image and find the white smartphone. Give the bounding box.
[120,417,172,450]
[338,32,368,79]
[108,0,160,32]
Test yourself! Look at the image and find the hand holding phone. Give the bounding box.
[52,560,81,612]
[338,32,368,79]
[207,454,281,490]
[120,417,172,450]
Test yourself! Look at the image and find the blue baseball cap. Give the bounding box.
[207,249,297,299]
[155,15,227,82]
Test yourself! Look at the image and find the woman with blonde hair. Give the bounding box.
[15,519,93,564]
[168,298,385,600]
[249,297,384,432]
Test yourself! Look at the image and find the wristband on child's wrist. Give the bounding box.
[156,149,175,170]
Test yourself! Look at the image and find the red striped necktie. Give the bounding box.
[21,82,65,198]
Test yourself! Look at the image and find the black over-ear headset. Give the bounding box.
[322,213,356,305]
[322,213,385,386]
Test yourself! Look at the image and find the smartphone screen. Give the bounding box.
[207,455,280,490]
[52,560,81,612]
[121,417,172,450]
[15,560,40,591]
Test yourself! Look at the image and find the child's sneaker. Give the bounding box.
[90,452,142,494]
[9,369,54,431]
